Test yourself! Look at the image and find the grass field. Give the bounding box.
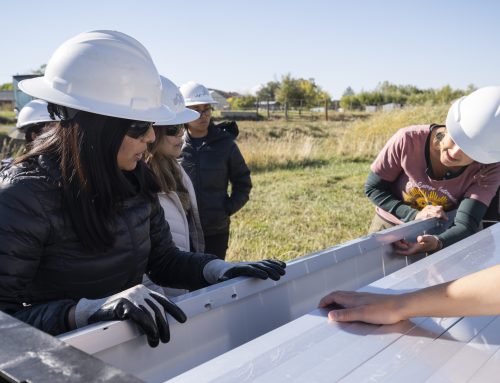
[227,159,373,261]
[0,110,15,133]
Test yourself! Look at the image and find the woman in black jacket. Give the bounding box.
[179,82,252,259]
[0,30,284,348]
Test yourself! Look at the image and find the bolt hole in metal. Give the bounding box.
[231,293,237,299]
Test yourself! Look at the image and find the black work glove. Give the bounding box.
[203,259,286,284]
[75,284,187,347]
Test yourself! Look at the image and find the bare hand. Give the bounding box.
[318,290,404,325]
[393,234,440,256]
[415,205,448,221]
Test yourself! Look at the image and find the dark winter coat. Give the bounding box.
[0,155,216,335]
[180,122,252,236]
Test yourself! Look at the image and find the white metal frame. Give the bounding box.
[60,217,449,382]
[172,223,500,382]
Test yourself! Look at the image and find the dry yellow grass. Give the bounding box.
[334,104,449,160]
[237,119,349,171]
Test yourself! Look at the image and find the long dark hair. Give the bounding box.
[16,110,159,251]
[145,125,191,212]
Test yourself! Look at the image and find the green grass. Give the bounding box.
[227,159,373,261]
[0,110,15,127]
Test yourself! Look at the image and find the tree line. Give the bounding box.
[228,74,331,110]
[339,81,475,110]
[227,77,476,111]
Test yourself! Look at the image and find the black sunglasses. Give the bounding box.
[196,107,213,119]
[126,121,152,139]
[163,125,184,136]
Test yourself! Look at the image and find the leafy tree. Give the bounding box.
[256,81,280,101]
[340,81,471,109]
[31,64,46,75]
[275,74,304,107]
[275,74,331,108]
[0,83,13,90]
[343,86,355,97]
[228,95,257,109]
[339,95,362,110]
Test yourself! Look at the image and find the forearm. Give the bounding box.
[438,198,487,248]
[365,171,417,222]
[12,300,76,335]
[399,264,500,319]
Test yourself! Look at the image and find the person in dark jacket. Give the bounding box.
[179,81,252,259]
[0,30,285,348]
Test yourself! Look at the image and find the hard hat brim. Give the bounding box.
[17,118,58,129]
[184,100,218,107]
[19,77,175,123]
[155,108,200,126]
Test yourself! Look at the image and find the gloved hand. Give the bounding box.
[74,284,187,347]
[203,259,286,284]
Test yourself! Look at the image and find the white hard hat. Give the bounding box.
[446,86,500,164]
[154,76,200,125]
[18,30,174,123]
[179,81,218,106]
[16,99,59,131]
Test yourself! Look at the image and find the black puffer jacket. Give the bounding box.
[180,122,252,236]
[0,155,216,335]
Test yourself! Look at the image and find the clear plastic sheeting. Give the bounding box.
[170,223,500,383]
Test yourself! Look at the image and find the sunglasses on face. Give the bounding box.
[192,107,213,119]
[164,125,184,136]
[126,121,152,139]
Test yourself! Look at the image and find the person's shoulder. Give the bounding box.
[477,161,500,175]
[217,121,239,137]
[1,156,58,190]
[398,125,430,136]
[391,125,430,145]
[211,121,239,141]
[1,158,38,182]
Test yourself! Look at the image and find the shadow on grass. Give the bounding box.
[249,158,329,174]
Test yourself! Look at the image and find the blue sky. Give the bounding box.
[2,0,499,99]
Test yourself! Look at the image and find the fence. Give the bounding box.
[219,99,339,121]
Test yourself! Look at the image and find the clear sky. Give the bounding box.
[2,0,499,99]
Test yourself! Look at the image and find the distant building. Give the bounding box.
[310,107,325,113]
[209,90,230,110]
[12,74,41,113]
[365,105,377,113]
[382,103,401,112]
[256,100,281,111]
